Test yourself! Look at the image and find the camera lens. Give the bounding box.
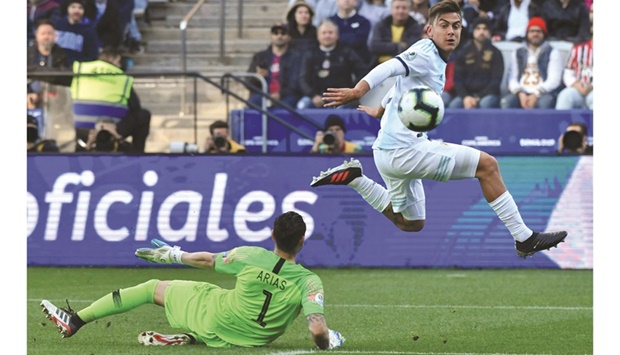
[323,132,335,145]
[95,130,116,152]
[214,135,227,148]
[562,131,583,151]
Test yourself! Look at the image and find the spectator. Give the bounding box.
[27,114,60,153]
[491,0,542,42]
[310,114,362,154]
[71,46,151,153]
[27,0,62,42]
[329,0,373,67]
[124,0,148,54]
[557,122,592,155]
[309,0,339,27]
[368,0,423,66]
[555,3,592,110]
[410,0,431,26]
[204,120,246,154]
[40,211,346,350]
[27,19,72,110]
[541,0,590,45]
[449,17,504,108]
[91,0,125,50]
[286,1,318,52]
[358,0,391,32]
[246,22,303,109]
[297,19,368,109]
[442,57,456,106]
[500,17,563,109]
[53,0,99,65]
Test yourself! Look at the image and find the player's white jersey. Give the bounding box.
[373,39,448,150]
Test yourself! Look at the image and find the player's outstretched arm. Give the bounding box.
[322,80,371,108]
[135,239,216,269]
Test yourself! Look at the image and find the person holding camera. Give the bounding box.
[310,114,362,154]
[204,120,247,154]
[557,122,593,155]
[83,119,132,153]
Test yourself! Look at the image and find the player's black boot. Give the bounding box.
[310,158,362,187]
[41,299,84,338]
[515,231,568,259]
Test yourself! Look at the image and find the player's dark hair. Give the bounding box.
[568,122,588,136]
[428,0,462,26]
[273,211,306,254]
[209,120,229,136]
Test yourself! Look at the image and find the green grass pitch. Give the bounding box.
[27,267,592,355]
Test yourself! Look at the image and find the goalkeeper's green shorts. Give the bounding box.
[164,280,233,348]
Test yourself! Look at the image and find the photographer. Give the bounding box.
[84,119,132,153]
[557,122,593,155]
[311,114,362,154]
[204,120,246,154]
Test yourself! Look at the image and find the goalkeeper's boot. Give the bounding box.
[515,231,568,259]
[311,158,362,187]
[41,299,83,338]
[138,331,196,346]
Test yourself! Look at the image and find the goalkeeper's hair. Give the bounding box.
[273,211,306,254]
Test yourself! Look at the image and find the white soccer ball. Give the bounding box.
[397,86,445,132]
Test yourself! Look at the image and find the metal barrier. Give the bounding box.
[27,70,316,153]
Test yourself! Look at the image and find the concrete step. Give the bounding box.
[139,27,270,41]
[145,39,269,54]
[128,64,249,76]
[148,15,283,29]
[149,1,289,18]
[127,52,253,70]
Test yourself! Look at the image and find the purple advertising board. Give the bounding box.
[229,108,593,154]
[27,155,592,269]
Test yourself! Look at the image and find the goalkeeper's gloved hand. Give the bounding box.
[328,329,345,349]
[135,239,186,264]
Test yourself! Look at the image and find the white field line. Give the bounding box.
[28,299,591,311]
[268,350,554,355]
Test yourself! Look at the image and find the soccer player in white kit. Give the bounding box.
[312,0,567,259]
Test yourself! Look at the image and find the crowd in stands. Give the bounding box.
[253,0,593,113]
[27,0,594,155]
[27,0,152,154]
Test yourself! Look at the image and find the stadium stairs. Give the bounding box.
[126,0,284,153]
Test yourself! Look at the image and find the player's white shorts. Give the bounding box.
[373,139,480,219]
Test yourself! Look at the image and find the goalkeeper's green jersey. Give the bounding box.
[210,246,325,347]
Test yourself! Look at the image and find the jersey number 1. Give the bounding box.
[254,290,273,327]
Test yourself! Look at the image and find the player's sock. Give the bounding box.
[349,175,391,212]
[488,191,533,242]
[77,279,159,323]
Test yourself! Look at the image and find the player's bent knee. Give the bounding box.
[397,218,425,232]
[476,152,500,178]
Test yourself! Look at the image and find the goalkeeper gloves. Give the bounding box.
[328,329,345,349]
[135,239,186,264]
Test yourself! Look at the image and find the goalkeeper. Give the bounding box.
[40,211,345,350]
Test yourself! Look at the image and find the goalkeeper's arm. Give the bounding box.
[180,251,216,269]
[135,239,216,269]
